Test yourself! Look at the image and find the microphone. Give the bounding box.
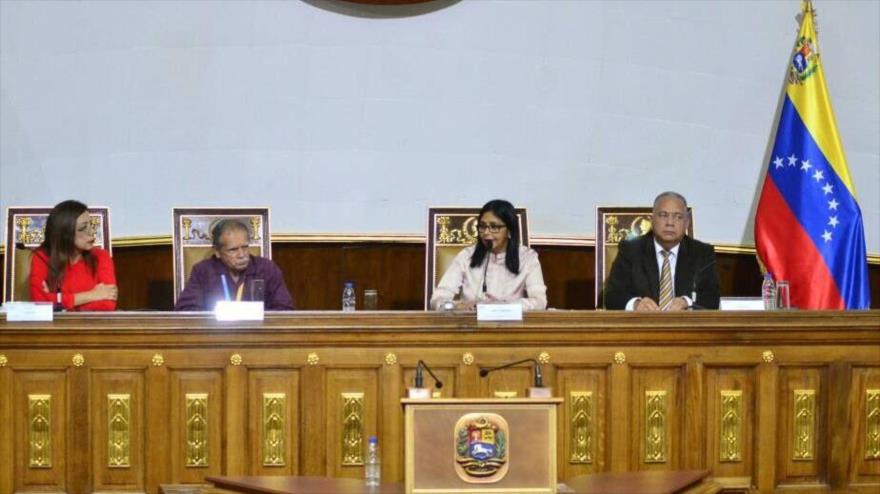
[415,360,443,389]
[481,240,492,295]
[689,258,716,306]
[479,358,543,387]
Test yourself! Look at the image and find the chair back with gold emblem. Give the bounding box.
[3,206,112,302]
[425,207,529,309]
[595,206,694,308]
[172,207,271,303]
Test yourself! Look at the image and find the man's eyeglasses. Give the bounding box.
[477,223,507,233]
[653,211,688,223]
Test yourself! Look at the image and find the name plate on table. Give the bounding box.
[214,301,264,321]
[719,297,765,311]
[477,303,523,321]
[5,302,53,321]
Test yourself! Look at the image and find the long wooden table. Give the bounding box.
[1,311,878,494]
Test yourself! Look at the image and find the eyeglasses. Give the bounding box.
[477,223,507,233]
[653,211,688,223]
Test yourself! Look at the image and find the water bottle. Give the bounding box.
[762,273,776,311]
[365,435,380,486]
[342,282,356,312]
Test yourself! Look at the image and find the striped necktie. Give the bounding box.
[659,250,673,310]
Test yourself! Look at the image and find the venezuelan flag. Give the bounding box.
[755,1,870,310]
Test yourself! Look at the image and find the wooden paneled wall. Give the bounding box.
[0,312,878,494]
[4,242,880,311]
[7,241,864,311]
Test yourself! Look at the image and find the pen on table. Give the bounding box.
[220,274,232,301]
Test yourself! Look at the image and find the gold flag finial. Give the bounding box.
[802,0,815,15]
[801,0,818,34]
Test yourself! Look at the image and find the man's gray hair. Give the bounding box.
[211,219,251,249]
[653,191,689,213]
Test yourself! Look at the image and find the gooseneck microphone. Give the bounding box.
[689,258,717,307]
[481,240,493,295]
[479,358,543,387]
[415,360,443,389]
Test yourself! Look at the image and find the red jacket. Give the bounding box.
[29,247,117,311]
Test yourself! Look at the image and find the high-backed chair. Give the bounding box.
[424,206,529,309]
[595,206,694,309]
[3,206,112,302]
[172,207,271,303]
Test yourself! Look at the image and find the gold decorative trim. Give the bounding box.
[103,235,169,248]
[865,389,880,460]
[569,391,593,464]
[613,352,626,364]
[151,354,164,366]
[185,393,209,467]
[0,354,7,367]
[3,235,880,262]
[307,352,320,366]
[341,392,365,466]
[229,354,243,366]
[384,353,398,365]
[107,394,131,468]
[720,390,743,462]
[263,393,286,467]
[645,390,667,463]
[762,350,775,363]
[793,389,816,461]
[537,352,551,364]
[462,352,475,366]
[72,353,85,367]
[29,394,52,468]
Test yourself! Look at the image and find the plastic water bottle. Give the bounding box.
[762,273,776,311]
[342,282,356,312]
[365,435,380,486]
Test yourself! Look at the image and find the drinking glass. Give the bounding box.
[776,280,791,310]
[250,279,265,303]
[364,289,378,310]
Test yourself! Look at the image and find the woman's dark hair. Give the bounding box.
[469,199,521,274]
[39,200,96,289]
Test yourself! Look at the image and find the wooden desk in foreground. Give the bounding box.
[0,311,878,494]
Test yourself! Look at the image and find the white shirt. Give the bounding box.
[430,244,547,311]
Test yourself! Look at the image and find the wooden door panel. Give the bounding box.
[91,369,146,492]
[13,370,68,493]
[324,368,379,479]
[630,367,683,471]
[247,368,300,476]
[557,367,609,479]
[169,370,224,484]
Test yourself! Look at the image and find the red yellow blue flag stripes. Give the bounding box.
[755,1,870,310]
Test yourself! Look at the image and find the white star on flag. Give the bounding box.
[774,157,784,169]
[822,230,832,242]
[828,198,839,210]
[787,154,798,166]
[812,170,824,182]
[800,160,812,172]
[822,183,834,195]
[828,216,839,228]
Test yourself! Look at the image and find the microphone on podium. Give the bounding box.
[481,240,493,295]
[479,358,543,388]
[414,360,443,389]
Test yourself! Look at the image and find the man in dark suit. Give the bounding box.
[604,191,720,311]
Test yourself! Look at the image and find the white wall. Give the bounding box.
[1,0,877,253]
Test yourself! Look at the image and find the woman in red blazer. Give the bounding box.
[29,200,117,311]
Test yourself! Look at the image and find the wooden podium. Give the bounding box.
[403,398,562,494]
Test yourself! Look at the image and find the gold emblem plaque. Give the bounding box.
[454,413,510,484]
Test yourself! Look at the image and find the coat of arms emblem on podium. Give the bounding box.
[453,413,509,483]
